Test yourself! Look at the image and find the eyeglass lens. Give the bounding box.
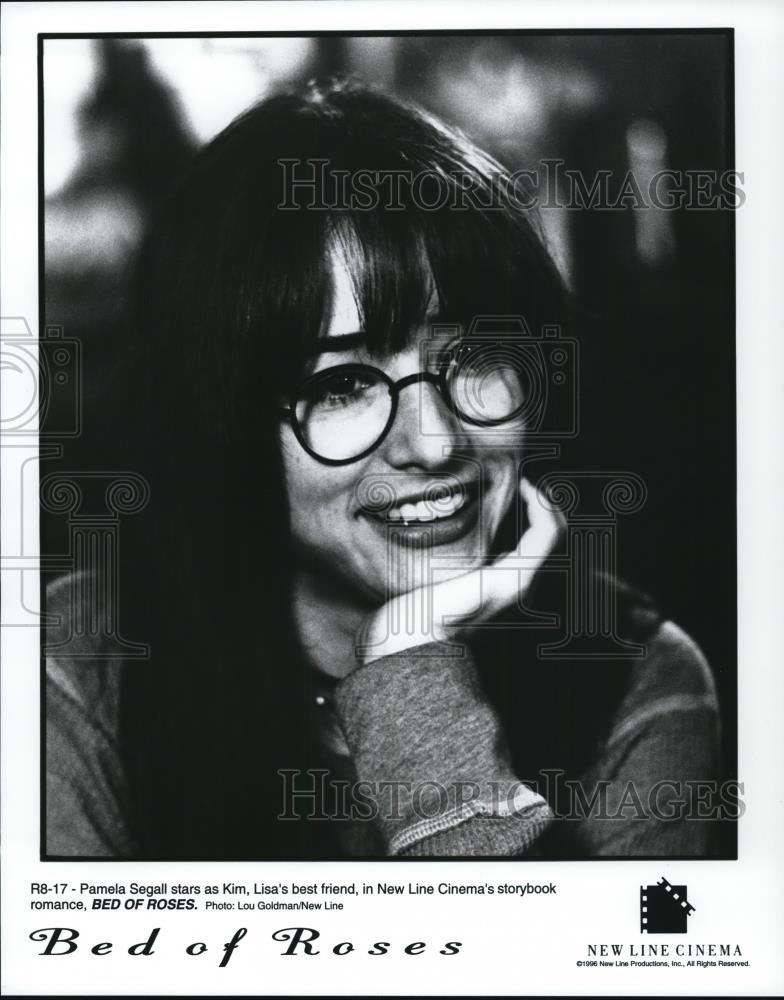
[293,344,528,463]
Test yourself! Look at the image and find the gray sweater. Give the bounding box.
[45,573,721,858]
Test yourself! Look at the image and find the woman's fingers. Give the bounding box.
[359,478,566,663]
[520,478,565,560]
[519,476,566,543]
[426,478,565,627]
[479,478,564,614]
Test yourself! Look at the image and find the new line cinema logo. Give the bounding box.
[640,877,695,934]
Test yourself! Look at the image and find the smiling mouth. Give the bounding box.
[362,480,482,545]
[386,489,468,525]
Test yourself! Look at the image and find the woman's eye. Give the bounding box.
[311,372,374,408]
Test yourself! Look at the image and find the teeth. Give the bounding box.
[387,491,467,524]
[400,503,418,523]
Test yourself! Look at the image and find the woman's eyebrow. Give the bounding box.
[310,332,367,356]
[309,311,443,357]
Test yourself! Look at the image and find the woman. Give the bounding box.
[45,79,720,859]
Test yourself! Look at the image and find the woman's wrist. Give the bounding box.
[334,643,553,856]
[357,605,451,665]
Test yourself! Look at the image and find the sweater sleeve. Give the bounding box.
[333,643,554,857]
[45,574,138,857]
[566,620,722,857]
[46,657,138,857]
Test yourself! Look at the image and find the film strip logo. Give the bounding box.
[640,876,695,934]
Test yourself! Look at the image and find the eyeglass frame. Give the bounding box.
[280,361,526,466]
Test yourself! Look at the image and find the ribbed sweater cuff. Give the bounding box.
[334,643,553,857]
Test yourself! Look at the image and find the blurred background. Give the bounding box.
[42,32,736,852]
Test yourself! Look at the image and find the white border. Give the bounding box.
[2,1,783,995]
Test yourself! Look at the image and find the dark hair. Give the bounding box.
[117,79,567,858]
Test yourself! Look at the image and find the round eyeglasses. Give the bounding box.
[282,341,527,465]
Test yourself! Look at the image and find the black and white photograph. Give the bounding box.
[2,2,783,996]
[39,29,737,861]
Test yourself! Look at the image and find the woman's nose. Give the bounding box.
[381,378,459,469]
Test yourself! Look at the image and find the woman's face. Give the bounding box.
[280,250,526,603]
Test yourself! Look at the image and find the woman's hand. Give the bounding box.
[358,478,564,664]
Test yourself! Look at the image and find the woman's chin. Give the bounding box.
[368,533,488,599]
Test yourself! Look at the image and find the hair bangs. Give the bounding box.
[239,82,565,404]
[326,211,437,357]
